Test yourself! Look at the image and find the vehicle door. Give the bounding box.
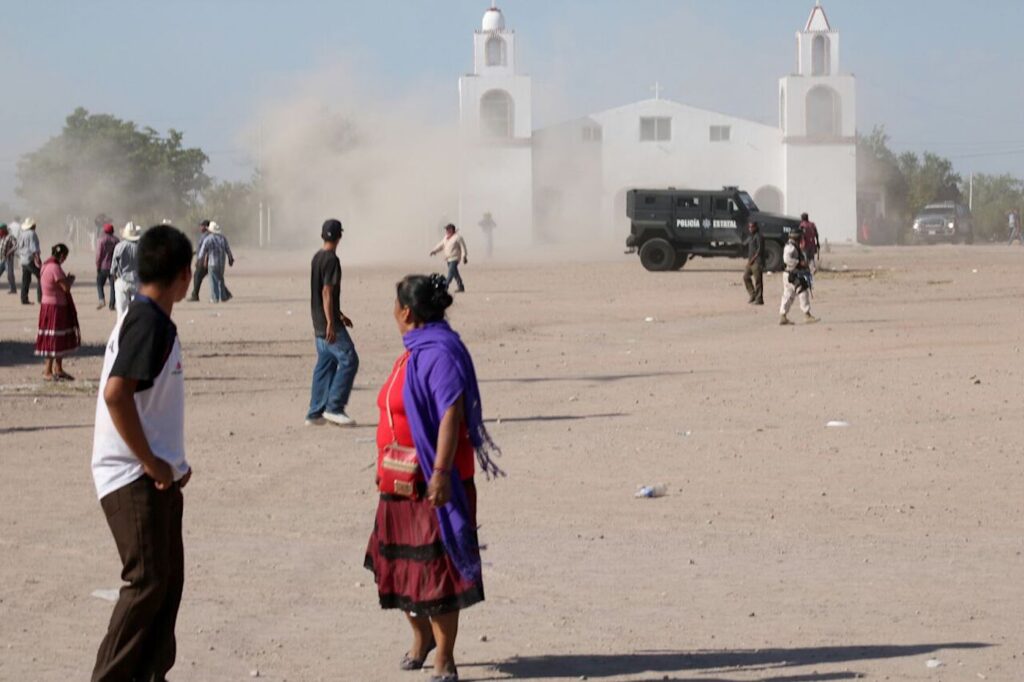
[710,195,745,245]
[635,193,673,237]
[672,193,704,244]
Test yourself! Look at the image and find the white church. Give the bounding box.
[458,2,857,248]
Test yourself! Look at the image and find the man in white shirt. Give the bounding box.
[779,229,819,325]
[90,224,194,681]
[430,223,468,292]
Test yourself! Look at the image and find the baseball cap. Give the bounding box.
[322,219,343,241]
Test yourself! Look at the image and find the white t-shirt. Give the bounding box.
[91,296,189,499]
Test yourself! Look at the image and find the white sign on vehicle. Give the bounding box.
[676,218,701,228]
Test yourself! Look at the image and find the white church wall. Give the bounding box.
[588,100,787,234]
[459,145,534,250]
[532,119,604,243]
[459,75,532,140]
[785,142,857,242]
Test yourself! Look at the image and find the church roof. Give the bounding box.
[805,2,833,32]
[536,97,780,136]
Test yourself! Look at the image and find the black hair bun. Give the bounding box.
[428,274,454,311]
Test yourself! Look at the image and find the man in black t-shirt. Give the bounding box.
[306,218,359,426]
[743,220,765,305]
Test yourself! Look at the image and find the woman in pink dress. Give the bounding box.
[35,243,80,381]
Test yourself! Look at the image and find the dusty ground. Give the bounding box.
[1,243,1022,681]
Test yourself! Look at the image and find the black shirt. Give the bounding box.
[747,231,765,266]
[310,249,342,338]
[111,296,178,393]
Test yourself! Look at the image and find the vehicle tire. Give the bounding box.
[763,240,784,272]
[639,238,675,271]
[671,251,689,270]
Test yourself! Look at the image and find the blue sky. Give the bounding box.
[2,0,1023,207]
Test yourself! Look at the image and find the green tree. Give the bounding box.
[964,173,1024,242]
[198,179,260,245]
[16,107,210,227]
[898,151,962,217]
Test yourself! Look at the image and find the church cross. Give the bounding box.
[651,81,663,100]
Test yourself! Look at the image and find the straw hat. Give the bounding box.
[208,221,222,234]
[122,222,142,242]
[22,218,37,231]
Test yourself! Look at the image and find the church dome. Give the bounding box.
[482,6,505,32]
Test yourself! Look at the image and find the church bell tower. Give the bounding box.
[458,3,534,250]
[779,2,857,242]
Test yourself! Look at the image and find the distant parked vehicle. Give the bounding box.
[911,202,973,244]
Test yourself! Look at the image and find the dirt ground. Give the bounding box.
[1,243,1022,681]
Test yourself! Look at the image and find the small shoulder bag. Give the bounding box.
[378,356,421,499]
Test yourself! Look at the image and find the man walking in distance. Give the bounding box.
[478,211,496,259]
[306,219,359,427]
[799,212,820,273]
[17,218,42,305]
[743,220,764,305]
[196,221,234,303]
[0,223,17,294]
[90,224,194,682]
[1008,209,1022,246]
[112,222,142,316]
[780,228,818,325]
[430,223,468,292]
[188,220,210,301]
[94,223,118,310]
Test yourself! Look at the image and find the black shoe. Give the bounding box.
[753,299,764,305]
[187,296,199,302]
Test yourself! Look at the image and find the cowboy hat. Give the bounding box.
[208,221,222,234]
[122,222,142,242]
[22,218,37,231]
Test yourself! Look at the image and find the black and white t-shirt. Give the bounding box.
[91,295,188,499]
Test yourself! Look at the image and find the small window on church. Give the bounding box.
[485,36,506,67]
[710,125,731,142]
[582,126,603,142]
[481,90,514,138]
[640,117,671,142]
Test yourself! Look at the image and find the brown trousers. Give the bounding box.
[743,262,764,303]
[92,476,184,682]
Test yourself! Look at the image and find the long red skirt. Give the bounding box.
[364,480,484,616]
[35,301,80,358]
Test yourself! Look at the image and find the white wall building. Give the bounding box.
[458,2,857,248]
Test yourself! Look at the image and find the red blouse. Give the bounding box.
[376,352,475,482]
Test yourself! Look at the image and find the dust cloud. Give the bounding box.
[247,66,459,265]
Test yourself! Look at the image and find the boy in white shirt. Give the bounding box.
[90,224,194,681]
[430,223,468,292]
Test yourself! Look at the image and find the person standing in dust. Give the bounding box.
[1008,209,1022,246]
[742,221,765,305]
[477,212,496,259]
[779,229,818,326]
[430,224,468,293]
[196,221,234,303]
[799,213,820,272]
[305,219,359,427]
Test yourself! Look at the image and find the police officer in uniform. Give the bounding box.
[780,229,818,325]
[743,221,764,305]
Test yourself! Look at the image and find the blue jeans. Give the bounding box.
[96,268,114,304]
[0,256,15,292]
[307,329,359,419]
[446,260,464,291]
[209,263,225,302]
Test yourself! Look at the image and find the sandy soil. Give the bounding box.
[1,243,1022,681]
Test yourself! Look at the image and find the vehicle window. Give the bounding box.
[713,198,729,212]
[676,196,701,209]
[643,195,670,210]
[738,192,759,212]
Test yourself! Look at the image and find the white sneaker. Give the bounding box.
[304,417,326,426]
[323,411,356,427]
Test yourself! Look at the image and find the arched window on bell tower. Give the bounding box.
[485,35,506,67]
[812,34,830,75]
[806,85,841,137]
[480,90,514,138]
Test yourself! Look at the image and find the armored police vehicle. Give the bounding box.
[624,187,801,272]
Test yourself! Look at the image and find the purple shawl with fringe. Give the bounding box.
[402,321,503,583]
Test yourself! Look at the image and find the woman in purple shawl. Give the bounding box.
[365,274,502,682]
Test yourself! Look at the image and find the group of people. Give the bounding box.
[743,212,820,325]
[88,218,496,682]
[5,215,237,383]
